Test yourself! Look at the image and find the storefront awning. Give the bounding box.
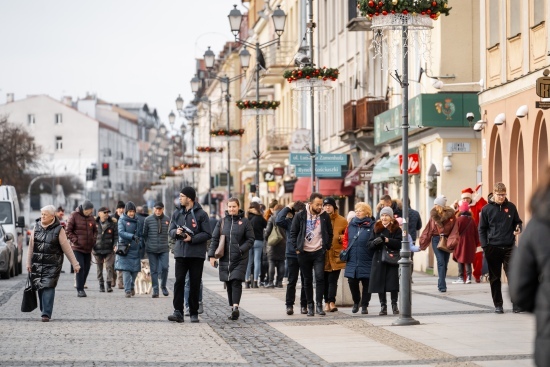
[344,152,389,187]
[292,178,354,201]
[370,157,389,184]
[387,155,401,180]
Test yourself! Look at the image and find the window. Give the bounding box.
[534,0,545,25]
[55,136,63,150]
[489,0,500,47]
[55,113,62,124]
[509,0,521,38]
[27,114,35,125]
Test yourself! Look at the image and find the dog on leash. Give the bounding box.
[135,259,152,295]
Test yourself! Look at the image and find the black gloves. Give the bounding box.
[371,237,384,246]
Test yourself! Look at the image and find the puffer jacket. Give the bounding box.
[479,196,523,247]
[169,202,212,259]
[66,206,98,253]
[343,216,374,279]
[115,213,143,273]
[30,218,64,289]
[208,210,255,282]
[264,211,286,262]
[367,220,402,293]
[142,213,170,254]
[419,206,456,250]
[93,216,118,255]
[325,212,348,272]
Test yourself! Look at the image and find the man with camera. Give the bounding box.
[168,187,211,323]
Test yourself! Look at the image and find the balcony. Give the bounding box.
[261,41,296,85]
[340,100,356,143]
[346,0,372,32]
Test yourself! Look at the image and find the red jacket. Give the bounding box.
[452,214,479,264]
[66,207,98,253]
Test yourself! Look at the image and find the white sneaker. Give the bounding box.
[465,276,472,284]
[452,278,464,284]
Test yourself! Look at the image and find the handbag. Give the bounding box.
[436,233,453,253]
[215,218,226,259]
[21,274,37,312]
[267,224,284,246]
[116,242,131,256]
[339,229,362,262]
[381,245,400,266]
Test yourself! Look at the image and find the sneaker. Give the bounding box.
[41,315,50,322]
[125,292,131,298]
[452,278,464,284]
[512,305,523,313]
[286,306,294,315]
[161,287,169,297]
[198,302,204,314]
[184,308,190,317]
[190,314,199,323]
[131,289,135,296]
[300,306,308,314]
[152,293,159,298]
[465,276,472,284]
[495,306,504,314]
[168,310,184,323]
[229,307,239,320]
[77,290,87,297]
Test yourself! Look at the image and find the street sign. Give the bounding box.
[295,165,342,177]
[289,153,347,166]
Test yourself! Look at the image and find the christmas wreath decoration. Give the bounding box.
[358,0,451,19]
[197,146,224,153]
[283,66,339,83]
[236,100,280,110]
[210,129,245,137]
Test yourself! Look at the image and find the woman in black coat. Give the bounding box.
[368,206,402,316]
[208,198,255,320]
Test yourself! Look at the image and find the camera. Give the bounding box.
[466,112,474,122]
[177,225,195,238]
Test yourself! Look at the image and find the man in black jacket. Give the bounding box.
[167,187,212,323]
[290,193,333,316]
[479,182,522,314]
[93,207,118,293]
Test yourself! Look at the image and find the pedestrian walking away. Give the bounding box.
[290,193,333,317]
[142,201,171,298]
[451,201,479,284]
[509,169,550,366]
[264,204,286,289]
[93,207,118,293]
[276,201,307,316]
[368,206,402,316]
[115,201,143,298]
[343,202,375,315]
[66,200,97,297]
[27,205,81,322]
[168,187,212,323]
[245,201,267,289]
[113,201,126,289]
[322,197,348,313]
[479,182,522,314]
[208,198,255,321]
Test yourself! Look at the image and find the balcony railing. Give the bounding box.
[356,97,389,130]
[343,100,356,132]
[264,41,295,69]
[265,128,291,151]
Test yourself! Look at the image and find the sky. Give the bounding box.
[0,0,247,130]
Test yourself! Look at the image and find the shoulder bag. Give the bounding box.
[267,224,284,246]
[214,217,226,259]
[21,274,37,312]
[436,224,454,253]
[339,229,362,262]
[381,244,400,266]
[116,242,131,256]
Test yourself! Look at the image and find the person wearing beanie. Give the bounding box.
[419,195,457,293]
[115,201,143,298]
[114,201,125,220]
[168,186,212,323]
[479,182,522,313]
[142,201,171,298]
[322,197,348,313]
[452,200,479,285]
[66,200,98,297]
[368,202,401,316]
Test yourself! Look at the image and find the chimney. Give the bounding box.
[62,96,73,106]
[6,93,14,103]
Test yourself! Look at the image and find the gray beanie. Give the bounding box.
[380,206,394,218]
[82,200,94,210]
[434,195,447,207]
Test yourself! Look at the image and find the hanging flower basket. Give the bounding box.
[171,163,202,171]
[236,100,280,110]
[210,129,245,137]
[283,66,339,83]
[358,0,451,29]
[197,146,224,153]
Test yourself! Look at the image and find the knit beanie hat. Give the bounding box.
[434,195,447,207]
[116,201,125,209]
[380,206,394,218]
[180,187,196,202]
[459,201,470,212]
[124,201,137,214]
[82,200,94,210]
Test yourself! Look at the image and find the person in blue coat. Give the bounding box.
[343,202,376,314]
[115,201,143,298]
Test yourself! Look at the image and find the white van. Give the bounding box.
[0,185,25,278]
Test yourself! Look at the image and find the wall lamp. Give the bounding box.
[432,79,484,90]
[494,113,506,126]
[473,120,486,131]
[516,105,528,118]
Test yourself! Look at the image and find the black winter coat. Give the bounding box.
[290,206,333,253]
[276,206,298,259]
[169,203,212,259]
[479,197,522,247]
[248,209,267,241]
[344,217,375,279]
[208,210,255,282]
[264,211,286,261]
[31,218,64,289]
[368,220,402,293]
[93,216,118,255]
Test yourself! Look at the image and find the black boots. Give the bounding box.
[253,281,259,288]
[361,306,368,314]
[99,282,105,292]
[352,303,359,313]
[316,303,326,316]
[392,303,399,315]
[379,304,387,316]
[307,303,314,317]
[106,281,112,293]
[245,281,250,289]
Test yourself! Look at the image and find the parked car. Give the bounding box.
[0,185,25,275]
[0,224,16,279]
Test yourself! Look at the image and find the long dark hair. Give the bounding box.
[530,166,550,220]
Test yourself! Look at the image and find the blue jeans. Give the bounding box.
[123,270,138,293]
[38,287,55,318]
[184,272,203,308]
[245,240,264,281]
[148,252,169,294]
[432,236,450,291]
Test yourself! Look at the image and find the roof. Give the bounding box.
[111,105,138,122]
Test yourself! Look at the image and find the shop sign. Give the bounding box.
[263,172,275,182]
[295,165,342,177]
[283,180,297,193]
[536,69,550,110]
[273,167,285,176]
[399,153,420,174]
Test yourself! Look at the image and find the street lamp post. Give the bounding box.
[228,4,286,197]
